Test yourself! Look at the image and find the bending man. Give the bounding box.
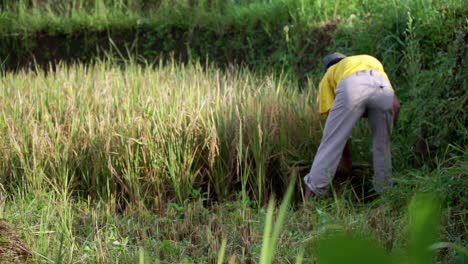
[304,53,400,197]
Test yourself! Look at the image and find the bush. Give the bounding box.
[328,0,467,167]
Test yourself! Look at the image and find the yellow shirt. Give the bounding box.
[318,55,390,114]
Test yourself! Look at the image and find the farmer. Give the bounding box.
[303,53,400,198]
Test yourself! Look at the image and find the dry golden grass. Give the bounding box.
[0,61,322,208]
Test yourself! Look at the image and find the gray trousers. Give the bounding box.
[304,69,394,195]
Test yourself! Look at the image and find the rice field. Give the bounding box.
[0,58,466,263]
[0,60,326,205]
[0,0,466,262]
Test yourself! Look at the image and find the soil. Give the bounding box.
[0,220,31,263]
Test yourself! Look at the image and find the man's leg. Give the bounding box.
[304,84,365,195]
[366,70,395,193]
[368,101,394,192]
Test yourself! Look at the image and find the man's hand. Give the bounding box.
[393,95,401,125]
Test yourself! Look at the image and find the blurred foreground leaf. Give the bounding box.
[316,232,394,264]
[406,193,441,264]
[316,193,443,264]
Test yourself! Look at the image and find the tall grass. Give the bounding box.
[0,0,349,32]
[0,61,321,207]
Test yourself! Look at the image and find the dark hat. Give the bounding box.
[323,52,346,72]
